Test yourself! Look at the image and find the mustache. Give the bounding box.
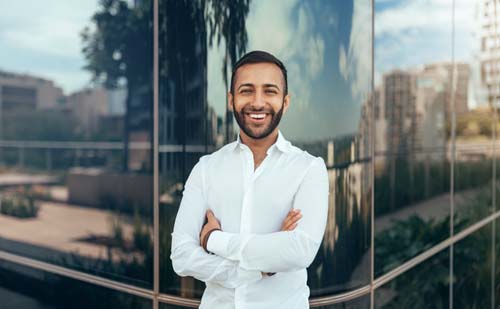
[240,106,274,114]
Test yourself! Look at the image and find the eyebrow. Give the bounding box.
[237,83,254,90]
[237,83,280,91]
[263,83,280,90]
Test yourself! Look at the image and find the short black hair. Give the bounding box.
[230,50,288,95]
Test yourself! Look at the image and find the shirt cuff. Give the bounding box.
[237,266,263,284]
[207,230,233,258]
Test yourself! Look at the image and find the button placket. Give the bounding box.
[240,147,254,234]
[236,146,254,308]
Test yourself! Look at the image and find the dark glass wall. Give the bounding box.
[0,0,153,289]
[0,0,498,308]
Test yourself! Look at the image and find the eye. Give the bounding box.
[240,89,252,94]
[265,89,277,94]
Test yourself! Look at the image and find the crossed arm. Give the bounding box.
[170,157,329,287]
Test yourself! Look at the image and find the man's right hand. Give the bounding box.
[280,208,302,231]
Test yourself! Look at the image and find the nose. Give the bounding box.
[251,89,266,109]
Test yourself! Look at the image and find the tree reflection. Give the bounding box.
[77,0,253,296]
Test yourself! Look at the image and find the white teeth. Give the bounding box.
[249,113,265,119]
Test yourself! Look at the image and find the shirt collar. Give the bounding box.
[232,130,291,154]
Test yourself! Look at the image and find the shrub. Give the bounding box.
[0,192,39,218]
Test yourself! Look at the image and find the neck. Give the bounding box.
[239,128,279,156]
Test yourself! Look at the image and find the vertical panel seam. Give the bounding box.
[450,1,456,308]
[153,0,159,308]
[370,0,375,307]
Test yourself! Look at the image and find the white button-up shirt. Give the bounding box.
[170,130,329,309]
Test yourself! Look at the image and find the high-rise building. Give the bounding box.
[376,62,469,156]
[479,0,500,105]
[378,70,416,154]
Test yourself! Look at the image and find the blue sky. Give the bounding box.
[0,0,99,94]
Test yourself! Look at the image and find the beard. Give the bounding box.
[232,100,285,140]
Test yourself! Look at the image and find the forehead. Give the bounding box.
[234,62,284,87]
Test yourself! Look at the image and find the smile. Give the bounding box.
[245,113,269,123]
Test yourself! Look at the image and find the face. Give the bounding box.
[228,62,290,140]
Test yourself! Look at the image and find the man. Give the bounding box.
[170,50,329,309]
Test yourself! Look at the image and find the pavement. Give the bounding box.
[0,200,139,262]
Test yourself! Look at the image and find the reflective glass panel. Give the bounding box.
[0,260,151,309]
[374,248,449,308]
[0,0,153,287]
[160,0,372,297]
[374,0,453,277]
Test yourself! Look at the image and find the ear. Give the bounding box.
[282,94,291,114]
[227,92,234,112]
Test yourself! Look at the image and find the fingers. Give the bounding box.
[206,209,220,227]
[281,209,302,231]
[206,209,215,221]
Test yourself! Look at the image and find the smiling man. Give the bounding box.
[170,50,329,309]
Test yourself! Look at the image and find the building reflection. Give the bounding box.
[0,0,154,291]
[373,1,498,300]
[1,0,499,308]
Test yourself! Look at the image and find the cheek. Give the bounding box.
[232,99,248,112]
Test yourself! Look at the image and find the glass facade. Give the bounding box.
[0,0,498,307]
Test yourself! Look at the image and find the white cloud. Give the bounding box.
[337,0,371,101]
[376,0,451,38]
[374,0,457,84]
[207,41,228,116]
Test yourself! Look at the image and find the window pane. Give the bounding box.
[374,0,453,277]
[160,0,372,298]
[0,0,153,288]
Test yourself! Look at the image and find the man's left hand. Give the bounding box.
[200,209,221,247]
